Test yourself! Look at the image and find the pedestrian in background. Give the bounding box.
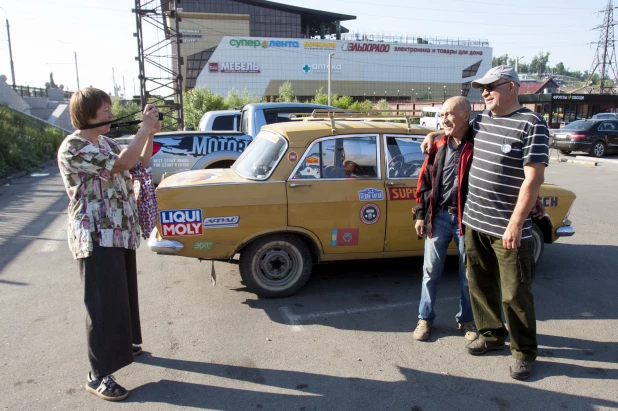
[57,88,160,401]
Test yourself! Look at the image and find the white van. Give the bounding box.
[420,106,442,130]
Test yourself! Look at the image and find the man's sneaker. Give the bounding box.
[459,322,479,341]
[510,358,534,380]
[86,373,129,401]
[466,338,506,356]
[133,345,143,356]
[413,320,432,341]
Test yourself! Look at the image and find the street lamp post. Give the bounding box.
[411,88,414,102]
[0,7,16,88]
[328,53,335,106]
[373,91,376,103]
[443,85,446,102]
[428,86,431,101]
[397,89,399,101]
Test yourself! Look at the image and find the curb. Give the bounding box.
[549,157,598,166]
[0,159,58,186]
[575,155,618,165]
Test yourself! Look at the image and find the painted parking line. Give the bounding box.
[278,296,460,332]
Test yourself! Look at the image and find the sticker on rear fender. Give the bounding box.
[203,216,240,228]
[160,209,203,236]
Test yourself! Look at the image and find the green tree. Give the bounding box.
[348,100,374,111]
[110,99,141,136]
[182,87,227,129]
[311,87,329,105]
[530,52,550,75]
[277,81,296,102]
[332,95,353,109]
[225,88,261,109]
[373,98,391,115]
[492,54,509,67]
[554,62,566,75]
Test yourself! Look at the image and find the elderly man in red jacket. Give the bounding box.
[412,96,478,342]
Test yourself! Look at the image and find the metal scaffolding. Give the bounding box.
[586,0,618,94]
[133,0,184,130]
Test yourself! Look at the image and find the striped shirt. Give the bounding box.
[462,108,549,241]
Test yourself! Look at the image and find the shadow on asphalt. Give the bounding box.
[0,166,68,275]
[130,355,618,410]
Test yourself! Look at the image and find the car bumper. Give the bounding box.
[147,228,184,254]
[552,140,592,151]
[556,219,575,237]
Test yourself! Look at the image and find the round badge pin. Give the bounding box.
[360,203,381,225]
[501,144,512,154]
[288,152,298,162]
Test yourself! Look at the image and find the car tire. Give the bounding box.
[239,234,312,298]
[559,150,572,155]
[531,223,544,264]
[590,141,606,157]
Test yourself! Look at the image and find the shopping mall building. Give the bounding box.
[164,0,492,101]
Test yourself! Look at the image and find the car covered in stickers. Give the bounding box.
[148,112,577,298]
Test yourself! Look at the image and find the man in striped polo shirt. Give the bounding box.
[463,66,549,380]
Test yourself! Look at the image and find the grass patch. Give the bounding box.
[0,105,67,179]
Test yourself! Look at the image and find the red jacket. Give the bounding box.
[413,130,474,237]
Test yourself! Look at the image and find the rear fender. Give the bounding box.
[234,227,324,262]
[533,215,554,244]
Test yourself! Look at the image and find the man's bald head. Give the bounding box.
[440,96,472,140]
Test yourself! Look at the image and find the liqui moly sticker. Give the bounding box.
[160,209,203,236]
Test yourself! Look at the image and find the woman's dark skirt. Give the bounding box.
[79,241,142,378]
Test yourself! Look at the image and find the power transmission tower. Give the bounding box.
[586,0,618,94]
[133,0,184,130]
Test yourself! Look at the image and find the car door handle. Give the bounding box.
[387,182,406,186]
[289,183,311,188]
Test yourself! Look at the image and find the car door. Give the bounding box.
[287,134,386,255]
[383,134,428,252]
[604,121,618,150]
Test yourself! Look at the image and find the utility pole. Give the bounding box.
[586,0,618,93]
[74,51,80,90]
[515,56,525,73]
[1,9,16,89]
[112,67,117,96]
[328,53,334,106]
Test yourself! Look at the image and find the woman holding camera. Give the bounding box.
[57,88,160,401]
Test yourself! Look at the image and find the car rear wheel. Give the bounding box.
[531,223,544,264]
[559,150,572,155]
[590,141,606,157]
[239,234,312,298]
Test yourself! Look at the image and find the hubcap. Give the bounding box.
[258,248,295,283]
[594,143,605,157]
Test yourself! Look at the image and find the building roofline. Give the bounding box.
[162,0,356,22]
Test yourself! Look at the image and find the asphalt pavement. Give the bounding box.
[0,155,617,411]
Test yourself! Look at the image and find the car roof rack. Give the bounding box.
[289,109,424,135]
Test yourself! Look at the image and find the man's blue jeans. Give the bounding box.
[418,210,473,324]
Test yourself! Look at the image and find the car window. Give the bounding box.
[602,121,616,131]
[232,131,287,180]
[385,136,425,178]
[292,136,378,180]
[563,120,593,131]
[212,115,235,130]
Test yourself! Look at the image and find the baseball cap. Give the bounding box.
[471,65,521,88]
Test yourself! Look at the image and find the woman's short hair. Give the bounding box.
[69,88,112,129]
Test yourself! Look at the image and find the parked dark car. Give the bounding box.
[591,113,618,121]
[552,119,618,157]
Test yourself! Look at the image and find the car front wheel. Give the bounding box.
[590,141,606,157]
[239,234,312,298]
[531,223,544,264]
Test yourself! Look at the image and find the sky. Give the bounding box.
[0,0,609,94]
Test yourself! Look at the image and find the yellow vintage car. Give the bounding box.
[149,112,576,298]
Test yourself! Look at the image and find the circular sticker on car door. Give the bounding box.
[360,203,380,225]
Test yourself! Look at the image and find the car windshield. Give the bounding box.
[232,131,287,180]
[562,120,593,131]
